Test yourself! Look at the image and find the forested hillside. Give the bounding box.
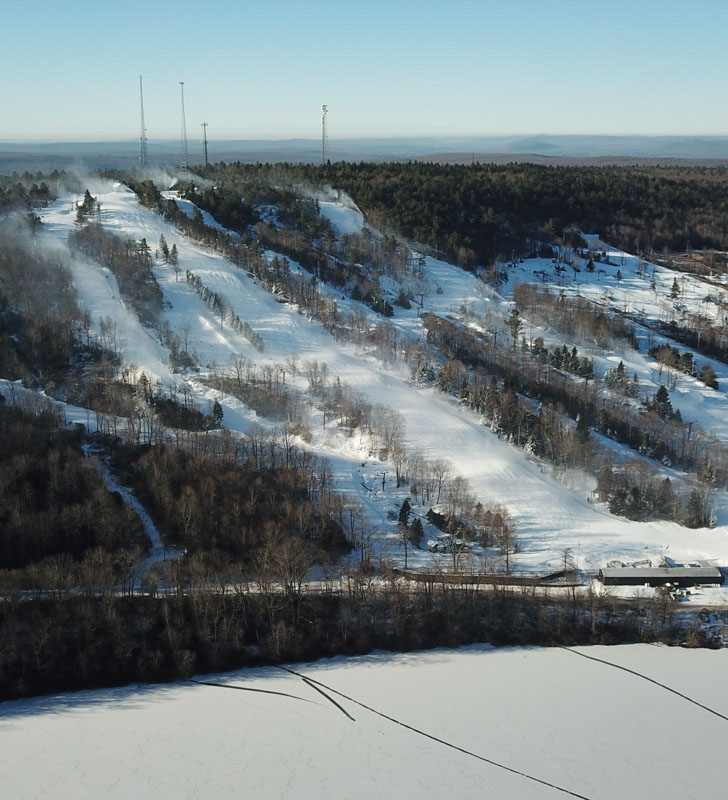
[2,163,727,701]
[196,162,728,267]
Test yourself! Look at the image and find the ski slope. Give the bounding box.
[33,183,728,573]
[318,197,366,236]
[500,245,728,442]
[322,197,728,447]
[2,644,726,800]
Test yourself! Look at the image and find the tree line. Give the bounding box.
[68,221,164,327]
[0,572,705,702]
[193,161,728,267]
[421,312,714,527]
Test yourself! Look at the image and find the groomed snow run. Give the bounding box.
[2,645,727,799]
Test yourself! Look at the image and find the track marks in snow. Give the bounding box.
[561,647,728,725]
[280,665,593,800]
[188,679,317,707]
[274,666,356,722]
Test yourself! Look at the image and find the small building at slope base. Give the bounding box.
[598,565,723,588]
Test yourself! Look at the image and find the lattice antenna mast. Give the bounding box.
[179,81,189,172]
[201,122,209,167]
[321,104,328,164]
[139,75,149,168]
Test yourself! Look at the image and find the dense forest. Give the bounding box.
[0,403,146,570]
[194,162,728,267]
[2,580,694,702]
[0,169,86,214]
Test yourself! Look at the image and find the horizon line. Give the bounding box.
[3,133,728,145]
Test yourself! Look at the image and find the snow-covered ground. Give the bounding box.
[318,197,366,236]
[2,644,726,799]
[29,183,728,577]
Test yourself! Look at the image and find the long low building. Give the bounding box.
[598,567,723,587]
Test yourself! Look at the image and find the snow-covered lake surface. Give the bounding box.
[3,644,726,799]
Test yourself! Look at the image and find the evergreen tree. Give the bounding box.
[506,308,523,347]
[625,486,645,520]
[25,211,43,235]
[670,277,680,299]
[81,189,95,213]
[653,385,673,419]
[170,244,180,281]
[159,234,169,263]
[135,372,151,404]
[396,288,411,309]
[655,478,677,520]
[323,227,337,252]
[608,488,628,516]
[212,399,224,428]
[682,489,707,528]
[605,360,628,392]
[626,373,640,399]
[399,498,412,525]
[576,413,590,444]
[138,238,151,266]
[596,464,614,498]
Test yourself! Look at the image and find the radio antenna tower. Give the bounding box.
[179,81,188,172]
[201,122,209,167]
[139,75,149,168]
[321,104,328,164]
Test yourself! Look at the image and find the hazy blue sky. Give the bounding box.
[3,0,727,140]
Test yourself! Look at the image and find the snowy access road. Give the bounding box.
[35,183,728,572]
[82,446,183,576]
[2,644,727,800]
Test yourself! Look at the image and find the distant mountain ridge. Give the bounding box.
[2,135,728,172]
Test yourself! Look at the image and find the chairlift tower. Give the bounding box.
[321,104,328,164]
[179,81,189,172]
[139,75,149,168]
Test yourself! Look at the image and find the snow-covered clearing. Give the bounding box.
[318,197,366,236]
[31,184,728,574]
[2,644,726,799]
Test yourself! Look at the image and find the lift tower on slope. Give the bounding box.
[139,75,149,168]
[179,81,189,172]
[321,104,328,164]
[201,122,209,167]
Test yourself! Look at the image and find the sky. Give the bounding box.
[2,0,728,141]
